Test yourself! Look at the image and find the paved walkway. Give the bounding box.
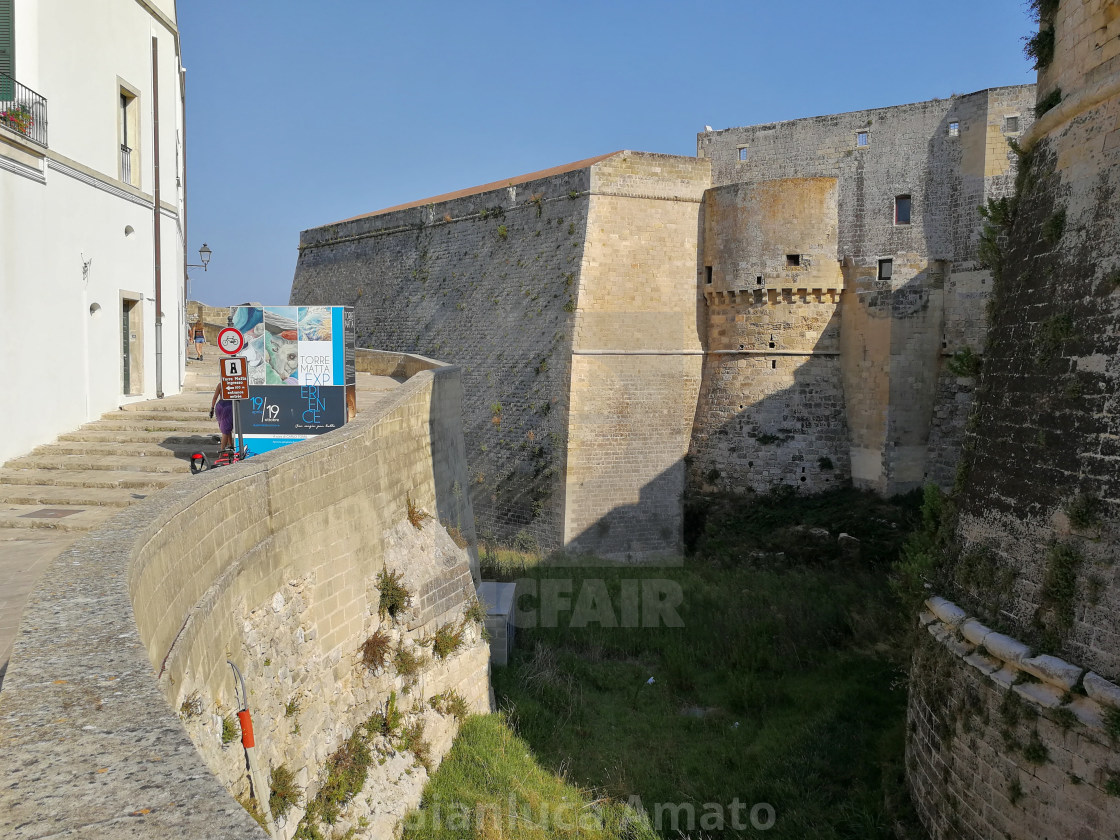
[0,353,399,688]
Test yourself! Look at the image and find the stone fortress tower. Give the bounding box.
[693,86,1035,497]
[907,2,1120,837]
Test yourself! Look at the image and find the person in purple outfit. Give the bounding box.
[209,382,234,451]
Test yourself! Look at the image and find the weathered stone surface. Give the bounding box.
[1020,654,1083,691]
[1084,671,1120,709]
[960,618,992,647]
[926,596,967,627]
[983,632,1032,665]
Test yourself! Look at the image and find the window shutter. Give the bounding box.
[0,0,13,99]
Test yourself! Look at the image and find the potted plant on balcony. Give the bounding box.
[1,104,34,136]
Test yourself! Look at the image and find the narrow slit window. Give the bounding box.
[895,195,912,225]
[705,265,712,285]
[738,147,748,162]
[756,275,763,285]
[948,121,960,136]
[856,131,869,147]
[877,258,893,282]
[771,360,777,369]
[786,254,801,267]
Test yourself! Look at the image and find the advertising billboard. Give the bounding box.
[229,305,356,455]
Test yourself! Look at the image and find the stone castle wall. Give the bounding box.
[908,2,1120,836]
[0,356,489,839]
[290,161,602,550]
[564,153,710,557]
[294,152,711,558]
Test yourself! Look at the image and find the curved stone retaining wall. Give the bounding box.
[910,595,1120,838]
[0,355,490,839]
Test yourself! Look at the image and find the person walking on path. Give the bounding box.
[210,382,233,450]
[192,320,205,360]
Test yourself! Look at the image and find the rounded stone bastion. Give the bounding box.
[0,350,491,839]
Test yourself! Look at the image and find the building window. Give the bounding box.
[118,83,140,187]
[738,147,748,161]
[948,121,960,136]
[0,0,14,90]
[877,258,893,282]
[705,266,712,285]
[1005,116,1020,134]
[895,195,912,225]
[786,254,801,267]
[856,131,869,147]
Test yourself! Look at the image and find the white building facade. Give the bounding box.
[0,0,187,463]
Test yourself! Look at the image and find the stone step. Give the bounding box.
[105,408,211,422]
[32,441,221,459]
[4,453,189,474]
[0,468,181,489]
[0,503,116,532]
[89,418,216,433]
[0,484,143,508]
[59,429,221,445]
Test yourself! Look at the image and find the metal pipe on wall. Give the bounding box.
[152,36,163,398]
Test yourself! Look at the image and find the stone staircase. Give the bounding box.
[0,356,221,533]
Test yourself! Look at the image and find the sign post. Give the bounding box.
[218,328,247,456]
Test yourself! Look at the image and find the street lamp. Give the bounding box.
[188,243,212,271]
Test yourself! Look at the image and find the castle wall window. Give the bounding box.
[705,266,712,285]
[856,131,869,147]
[738,147,748,161]
[1004,115,1020,133]
[948,121,960,136]
[895,195,911,225]
[878,258,893,282]
[786,254,800,267]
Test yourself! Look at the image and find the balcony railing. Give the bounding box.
[0,70,47,148]
[121,144,132,184]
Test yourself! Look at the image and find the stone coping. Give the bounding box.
[922,595,1120,729]
[0,360,458,839]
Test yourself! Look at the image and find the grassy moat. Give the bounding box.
[403,488,927,839]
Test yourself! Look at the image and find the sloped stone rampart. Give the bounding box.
[0,356,488,839]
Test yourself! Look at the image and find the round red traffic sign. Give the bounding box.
[218,327,244,355]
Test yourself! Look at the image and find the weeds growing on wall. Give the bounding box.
[378,569,411,620]
[1042,207,1066,245]
[430,622,465,660]
[394,642,425,682]
[406,493,432,530]
[270,764,302,819]
[430,690,470,721]
[295,731,373,836]
[946,348,982,377]
[367,691,404,738]
[1066,492,1102,530]
[221,713,240,745]
[1035,87,1062,118]
[1033,541,1083,650]
[397,720,432,771]
[1036,312,1074,360]
[360,628,393,671]
[1025,25,1056,69]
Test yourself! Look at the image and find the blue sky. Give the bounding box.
[179,1,1037,306]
